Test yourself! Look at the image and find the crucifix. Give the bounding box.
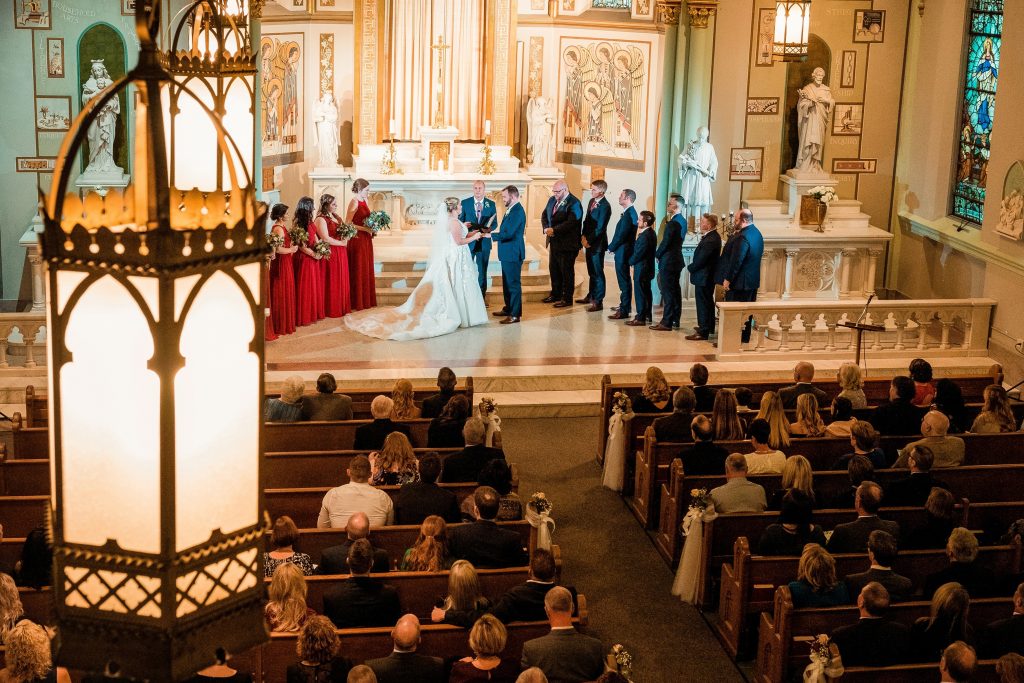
[431,33,449,128]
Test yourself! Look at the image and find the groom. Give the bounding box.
[489,185,526,325]
[458,180,497,299]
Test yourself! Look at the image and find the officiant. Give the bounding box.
[459,180,497,299]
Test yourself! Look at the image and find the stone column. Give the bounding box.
[760,249,771,296]
[782,248,799,299]
[866,249,882,296]
[654,2,684,213]
[839,248,857,299]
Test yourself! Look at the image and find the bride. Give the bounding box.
[345,197,489,340]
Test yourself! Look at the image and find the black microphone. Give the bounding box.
[856,293,875,325]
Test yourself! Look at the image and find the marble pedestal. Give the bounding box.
[75,169,130,196]
[780,171,838,229]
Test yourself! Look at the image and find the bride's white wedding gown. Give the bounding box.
[345,217,488,341]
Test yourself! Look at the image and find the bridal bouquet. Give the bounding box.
[807,186,838,206]
[266,231,284,253]
[312,240,331,259]
[287,225,308,248]
[611,391,632,414]
[610,644,633,679]
[336,222,358,241]
[365,210,392,235]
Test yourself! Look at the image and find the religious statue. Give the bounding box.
[996,189,1023,240]
[795,67,834,176]
[526,95,556,171]
[81,60,124,178]
[678,126,718,223]
[313,91,339,168]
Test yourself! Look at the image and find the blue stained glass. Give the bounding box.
[953,0,1003,224]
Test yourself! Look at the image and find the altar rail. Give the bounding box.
[0,312,46,370]
[716,298,996,361]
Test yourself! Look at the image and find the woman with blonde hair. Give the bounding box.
[911,582,972,662]
[286,615,352,683]
[390,378,421,420]
[265,375,306,423]
[769,455,815,510]
[631,367,672,413]
[400,515,450,572]
[971,384,1017,433]
[756,391,791,448]
[265,562,316,632]
[837,362,867,408]
[0,573,25,644]
[431,560,491,628]
[265,516,315,577]
[790,393,826,437]
[711,389,745,441]
[997,653,1024,683]
[786,544,848,608]
[449,614,520,682]
[370,432,420,486]
[0,621,72,683]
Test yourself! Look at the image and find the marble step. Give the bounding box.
[376,283,554,305]
[376,259,544,273]
[376,270,551,290]
[483,391,601,418]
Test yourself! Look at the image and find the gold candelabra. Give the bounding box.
[478,134,496,175]
[381,133,401,175]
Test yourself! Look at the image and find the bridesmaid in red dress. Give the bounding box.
[345,178,377,311]
[268,203,298,336]
[314,194,352,318]
[293,196,326,326]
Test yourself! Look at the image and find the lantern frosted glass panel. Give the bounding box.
[222,76,254,187]
[163,79,219,193]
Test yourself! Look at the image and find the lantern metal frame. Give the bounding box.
[773,0,812,62]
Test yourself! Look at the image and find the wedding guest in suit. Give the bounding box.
[829,455,875,509]
[431,560,492,628]
[690,363,718,412]
[607,190,638,321]
[459,180,498,299]
[893,411,965,469]
[837,362,868,409]
[491,185,527,324]
[650,196,685,332]
[265,375,306,423]
[831,421,887,471]
[652,387,696,442]
[825,396,858,438]
[441,418,505,483]
[711,389,746,441]
[365,614,444,683]
[317,457,395,529]
[317,511,390,574]
[299,373,353,422]
[448,487,528,569]
[910,358,937,407]
[979,582,1024,658]
[940,642,978,683]
[540,181,583,307]
[467,459,522,522]
[679,415,729,476]
[449,614,520,682]
[777,362,829,409]
[716,208,764,343]
[490,549,577,624]
[286,615,353,683]
[422,368,457,419]
[735,387,755,414]
[972,384,1018,433]
[912,582,974,662]
[709,453,767,513]
[870,376,927,436]
[830,582,911,666]
[844,530,914,602]
[903,487,958,550]
[396,454,460,525]
[788,544,849,608]
[578,180,611,311]
[520,587,603,683]
[398,516,450,572]
[428,395,471,449]
[924,527,997,598]
[758,490,826,556]
[322,540,401,629]
[353,396,411,451]
[934,379,971,434]
[885,445,951,507]
[631,367,672,413]
[625,210,656,326]
[827,481,900,554]
[685,213,722,341]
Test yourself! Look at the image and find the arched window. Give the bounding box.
[952,0,1003,224]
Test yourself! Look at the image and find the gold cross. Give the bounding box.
[431,34,449,128]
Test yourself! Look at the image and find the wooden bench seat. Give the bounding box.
[264,419,434,452]
[832,661,999,682]
[263,448,463,489]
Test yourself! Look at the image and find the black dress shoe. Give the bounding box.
[553,301,573,308]
[586,304,603,312]
[499,316,521,324]
[685,333,709,341]
[541,296,557,304]
[649,323,673,331]
[608,311,629,320]
[575,296,592,304]
[492,309,510,317]
[625,319,646,326]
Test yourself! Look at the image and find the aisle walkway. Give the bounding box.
[500,416,744,682]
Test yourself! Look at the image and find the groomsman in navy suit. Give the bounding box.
[650,196,686,331]
[685,213,722,341]
[607,189,638,320]
[540,180,583,307]
[716,208,764,343]
[578,180,612,312]
[490,185,526,324]
[458,180,497,300]
[625,210,657,326]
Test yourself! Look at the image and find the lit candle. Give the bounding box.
[484,119,491,135]
[389,119,396,135]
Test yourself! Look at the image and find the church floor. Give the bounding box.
[500,415,745,683]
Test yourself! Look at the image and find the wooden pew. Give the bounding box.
[7,425,48,460]
[18,586,55,625]
[263,448,461,489]
[834,661,999,682]
[0,459,50,495]
[715,536,1022,660]
[0,496,49,537]
[264,419,434,452]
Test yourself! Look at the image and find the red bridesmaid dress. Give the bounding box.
[295,222,325,326]
[320,214,351,318]
[263,261,278,342]
[347,200,377,311]
[268,224,296,336]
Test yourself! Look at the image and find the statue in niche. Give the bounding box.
[678,126,718,224]
[526,94,556,170]
[81,60,124,176]
[795,66,834,176]
[313,91,339,168]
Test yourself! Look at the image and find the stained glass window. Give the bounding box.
[952,0,1002,224]
[592,0,631,8]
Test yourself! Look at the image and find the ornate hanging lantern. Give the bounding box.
[774,0,811,62]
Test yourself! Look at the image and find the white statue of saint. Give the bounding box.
[526,94,555,171]
[795,67,834,176]
[678,126,718,222]
[81,60,124,177]
[313,91,339,168]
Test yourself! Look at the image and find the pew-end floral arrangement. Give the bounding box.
[528,492,552,516]
[688,488,711,514]
[610,644,633,679]
[479,396,497,415]
[611,391,632,414]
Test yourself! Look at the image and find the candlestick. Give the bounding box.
[484,119,491,135]
[389,119,396,135]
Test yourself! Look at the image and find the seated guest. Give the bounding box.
[830,455,875,509]
[940,641,977,683]
[490,549,576,624]
[844,530,913,602]
[428,395,472,448]
[422,367,458,419]
[827,481,900,554]
[515,670,549,683]
[893,411,965,469]
[0,574,24,645]
[830,582,910,666]
[463,459,522,522]
[734,387,754,413]
[911,582,973,662]
[323,540,401,629]
[265,375,306,423]
[652,387,696,442]
[442,418,505,483]
[265,515,315,577]
[972,384,1017,433]
[711,389,746,441]
[631,366,672,413]
[903,487,959,550]
[832,420,887,470]
[370,433,420,486]
[909,358,937,407]
[365,614,444,683]
[709,453,768,513]
[346,666,377,683]
[979,582,1024,658]
[935,378,970,434]
[757,490,826,556]
[396,453,460,525]
[265,563,316,632]
[318,511,391,574]
[287,615,353,683]
[690,363,718,412]
[431,560,492,628]
[885,445,951,507]
[317,456,395,529]
[450,614,520,682]
[399,516,450,572]
[12,526,51,589]
[520,587,603,683]
[449,487,528,568]
[790,393,826,437]
[390,378,421,420]
[0,621,72,683]
[837,362,868,409]
[769,455,815,510]
[778,361,829,409]
[300,372,353,421]
[744,418,786,474]
[924,527,996,598]
[870,376,928,436]
[788,544,849,608]
[824,396,857,438]
[755,392,791,449]
[354,396,412,451]
[679,415,729,476]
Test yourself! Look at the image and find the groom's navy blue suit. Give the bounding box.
[458,195,497,297]
[492,202,526,318]
[607,205,638,316]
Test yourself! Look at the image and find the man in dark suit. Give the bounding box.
[490,185,527,324]
[652,387,696,443]
[679,415,730,476]
[884,445,950,507]
[521,587,603,682]
[625,210,657,326]
[578,180,612,311]
[490,548,578,623]
[353,396,411,451]
[540,180,583,307]
[300,372,353,421]
[979,582,1024,657]
[365,614,444,683]
[448,487,528,568]
[717,208,764,343]
[685,213,722,341]
[689,363,718,412]
[440,417,504,483]
[870,376,928,437]
[827,481,900,554]
[777,361,830,408]
[458,180,498,299]
[650,196,685,332]
[317,511,391,574]
[395,453,460,525]
[844,530,913,602]
[421,368,457,419]
[923,527,996,598]
[830,582,910,667]
[322,539,401,629]
[607,189,638,321]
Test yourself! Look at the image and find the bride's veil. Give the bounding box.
[424,199,455,273]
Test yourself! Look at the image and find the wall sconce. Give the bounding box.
[774,0,811,62]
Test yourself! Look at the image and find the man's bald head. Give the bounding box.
[922,410,950,437]
[346,512,370,541]
[392,614,421,651]
[738,209,754,225]
[794,362,815,382]
[552,180,567,194]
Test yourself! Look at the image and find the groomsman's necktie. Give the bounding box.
[475,202,482,222]
[589,198,597,213]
